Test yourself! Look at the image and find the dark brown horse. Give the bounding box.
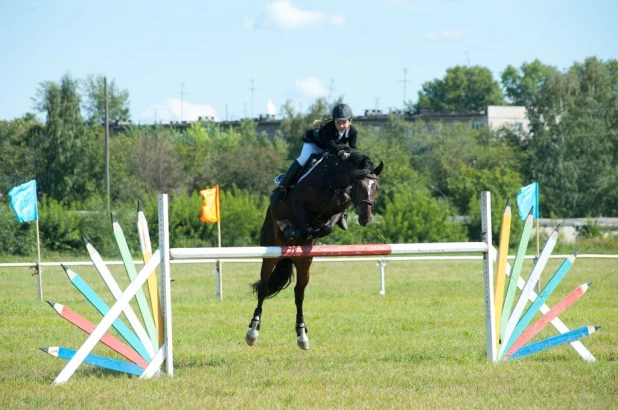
[246,146,384,349]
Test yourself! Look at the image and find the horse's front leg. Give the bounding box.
[292,200,315,240]
[247,258,278,346]
[293,258,312,350]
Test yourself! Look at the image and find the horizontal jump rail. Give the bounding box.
[169,242,488,260]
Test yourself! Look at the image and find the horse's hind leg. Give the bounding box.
[246,258,278,346]
[294,258,312,350]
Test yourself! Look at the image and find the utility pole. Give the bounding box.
[248,79,257,118]
[400,68,409,113]
[104,77,110,212]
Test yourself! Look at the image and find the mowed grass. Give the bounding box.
[1,256,617,409]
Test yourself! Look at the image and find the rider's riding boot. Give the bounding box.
[336,212,348,231]
[270,160,302,205]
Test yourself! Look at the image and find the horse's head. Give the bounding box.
[351,161,383,226]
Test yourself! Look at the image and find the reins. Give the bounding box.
[324,159,377,214]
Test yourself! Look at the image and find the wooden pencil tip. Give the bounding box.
[573,249,579,257]
[586,280,593,286]
[506,197,510,207]
[46,300,55,308]
[594,326,601,331]
[39,347,49,353]
[82,236,90,246]
[61,265,75,279]
[111,213,117,224]
[137,200,142,213]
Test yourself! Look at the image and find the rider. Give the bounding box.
[269,103,358,230]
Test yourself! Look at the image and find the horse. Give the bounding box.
[246,146,384,350]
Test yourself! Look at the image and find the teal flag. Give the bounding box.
[8,180,38,223]
[516,182,539,220]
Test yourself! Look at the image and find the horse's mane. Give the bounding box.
[334,144,375,179]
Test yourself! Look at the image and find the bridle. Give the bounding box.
[323,158,378,213]
[350,174,378,213]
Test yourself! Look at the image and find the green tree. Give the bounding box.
[414,65,504,112]
[501,60,560,108]
[379,183,467,243]
[0,114,43,195]
[523,57,618,216]
[409,123,523,214]
[82,75,131,125]
[34,73,101,202]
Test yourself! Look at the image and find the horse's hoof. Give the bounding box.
[246,329,259,346]
[296,325,310,350]
[246,318,260,346]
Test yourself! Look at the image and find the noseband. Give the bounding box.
[350,174,377,213]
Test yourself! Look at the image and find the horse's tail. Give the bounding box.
[251,258,294,299]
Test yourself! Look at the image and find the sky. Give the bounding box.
[1,0,616,124]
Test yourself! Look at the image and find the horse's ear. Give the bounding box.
[373,161,384,176]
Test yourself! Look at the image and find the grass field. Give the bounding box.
[1,256,617,409]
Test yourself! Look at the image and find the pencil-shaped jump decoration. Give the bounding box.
[494,198,511,349]
[507,326,599,360]
[500,225,560,357]
[503,281,592,360]
[40,346,146,376]
[500,207,534,344]
[500,251,577,359]
[112,215,159,349]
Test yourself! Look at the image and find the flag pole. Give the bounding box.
[35,219,43,301]
[216,218,223,300]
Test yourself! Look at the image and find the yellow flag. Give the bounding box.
[200,185,220,223]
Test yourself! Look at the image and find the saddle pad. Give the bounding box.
[272,155,326,186]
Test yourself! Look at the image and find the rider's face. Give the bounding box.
[334,119,350,131]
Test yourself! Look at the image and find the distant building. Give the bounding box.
[110,105,529,138]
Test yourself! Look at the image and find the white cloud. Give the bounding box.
[423,29,466,39]
[140,98,218,123]
[244,18,255,29]
[295,78,328,98]
[249,0,346,30]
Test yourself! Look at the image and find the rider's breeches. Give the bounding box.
[296,142,323,166]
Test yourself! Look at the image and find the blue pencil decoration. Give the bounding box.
[40,347,144,376]
[61,264,151,363]
[507,326,599,360]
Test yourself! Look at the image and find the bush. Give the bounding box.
[0,203,37,255]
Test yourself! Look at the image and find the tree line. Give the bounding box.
[1,56,617,255]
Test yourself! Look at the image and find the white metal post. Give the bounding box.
[377,259,387,296]
[158,194,173,376]
[481,191,496,362]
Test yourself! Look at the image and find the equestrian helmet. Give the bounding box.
[332,104,353,120]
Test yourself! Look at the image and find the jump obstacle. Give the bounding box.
[42,191,597,384]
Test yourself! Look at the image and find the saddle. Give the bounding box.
[273,153,327,188]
